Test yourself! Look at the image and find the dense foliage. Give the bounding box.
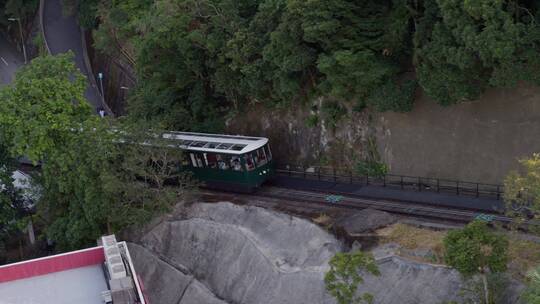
[523,266,540,303]
[444,220,508,304]
[0,143,29,252]
[0,53,193,250]
[444,220,508,276]
[85,0,540,130]
[504,153,540,222]
[0,0,37,26]
[325,250,380,304]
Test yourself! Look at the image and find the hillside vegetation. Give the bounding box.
[73,0,540,131]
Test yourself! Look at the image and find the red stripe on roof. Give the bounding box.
[0,246,105,283]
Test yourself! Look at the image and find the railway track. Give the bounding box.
[257,186,511,224]
[205,186,523,226]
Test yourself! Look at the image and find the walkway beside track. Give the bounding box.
[42,0,107,114]
[270,176,505,213]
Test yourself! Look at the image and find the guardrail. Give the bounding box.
[275,164,504,200]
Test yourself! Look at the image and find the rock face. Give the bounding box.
[335,208,397,236]
[129,202,523,304]
[129,202,342,304]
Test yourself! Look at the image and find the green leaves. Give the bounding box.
[0,52,92,162]
[90,0,540,127]
[443,220,508,276]
[504,153,540,222]
[325,251,380,304]
[0,53,194,250]
[415,0,540,104]
[96,0,420,129]
[523,266,540,303]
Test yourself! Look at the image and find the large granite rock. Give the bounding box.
[130,202,341,304]
[335,208,397,236]
[128,243,227,304]
[129,202,523,304]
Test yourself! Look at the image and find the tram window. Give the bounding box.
[205,142,220,149]
[264,145,272,161]
[231,156,243,171]
[244,154,256,171]
[256,148,267,167]
[190,153,204,168]
[189,153,197,167]
[205,153,218,168]
[190,141,206,148]
[231,144,246,151]
[216,143,233,150]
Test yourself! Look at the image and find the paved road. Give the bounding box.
[43,0,104,113]
[0,34,24,85]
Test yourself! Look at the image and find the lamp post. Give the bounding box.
[8,17,27,64]
[98,72,104,96]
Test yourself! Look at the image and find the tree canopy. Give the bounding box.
[0,53,194,250]
[504,153,540,222]
[325,250,380,304]
[82,0,540,130]
[444,220,508,277]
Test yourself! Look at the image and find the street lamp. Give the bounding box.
[8,17,27,64]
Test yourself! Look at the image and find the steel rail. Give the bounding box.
[251,186,521,226]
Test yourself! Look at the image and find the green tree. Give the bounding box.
[86,0,540,128]
[444,220,509,304]
[0,142,29,252]
[504,153,540,222]
[0,53,194,249]
[39,122,194,249]
[0,0,37,26]
[523,266,540,304]
[415,0,540,105]
[325,251,380,304]
[0,52,92,162]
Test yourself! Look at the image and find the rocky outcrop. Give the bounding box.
[335,208,397,236]
[129,202,523,304]
[130,202,341,304]
[129,243,227,304]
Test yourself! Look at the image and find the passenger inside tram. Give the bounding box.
[245,154,255,171]
[216,154,229,170]
[205,153,218,168]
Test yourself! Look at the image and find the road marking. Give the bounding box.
[0,57,8,66]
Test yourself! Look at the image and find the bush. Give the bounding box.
[366,79,416,112]
[305,114,319,127]
[356,160,388,178]
[325,251,380,304]
[321,100,347,129]
[444,220,508,276]
[523,266,540,303]
[444,221,508,304]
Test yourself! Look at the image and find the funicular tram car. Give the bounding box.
[161,131,274,192]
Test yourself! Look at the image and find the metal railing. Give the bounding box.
[275,164,504,200]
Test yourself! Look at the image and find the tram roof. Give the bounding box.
[161,131,268,155]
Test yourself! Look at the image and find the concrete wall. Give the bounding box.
[229,83,540,185]
[376,83,540,184]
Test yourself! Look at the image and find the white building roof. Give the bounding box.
[0,236,146,304]
[0,264,108,304]
[161,131,268,155]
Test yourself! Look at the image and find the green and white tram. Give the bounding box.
[162,131,274,192]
